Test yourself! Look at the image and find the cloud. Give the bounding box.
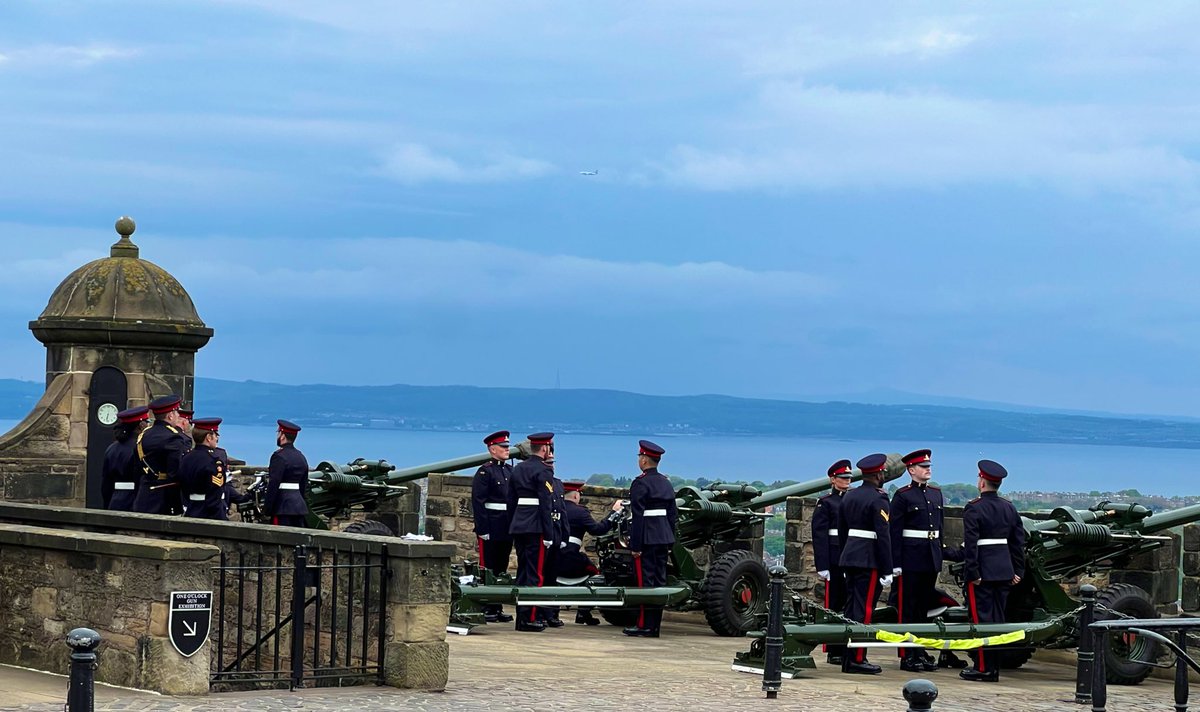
[0,44,139,69]
[741,23,976,76]
[377,143,554,185]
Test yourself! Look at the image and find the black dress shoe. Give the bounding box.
[623,626,655,637]
[494,613,514,623]
[826,654,843,666]
[515,621,546,632]
[900,658,927,673]
[938,651,967,669]
[842,661,882,675]
[545,618,565,628]
[575,612,601,626]
[959,667,999,682]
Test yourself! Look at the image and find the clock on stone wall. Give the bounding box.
[97,402,119,426]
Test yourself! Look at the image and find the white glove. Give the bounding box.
[543,539,553,548]
[892,567,902,576]
[817,570,830,581]
[480,534,490,541]
[880,575,894,587]
[560,541,567,548]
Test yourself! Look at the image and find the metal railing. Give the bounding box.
[210,543,390,690]
[1085,615,1200,712]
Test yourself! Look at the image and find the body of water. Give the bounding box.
[0,419,1190,496]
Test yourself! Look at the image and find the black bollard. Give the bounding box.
[66,628,102,712]
[1075,584,1097,705]
[762,565,788,699]
[902,679,938,711]
[1176,629,1189,712]
[1091,625,1108,712]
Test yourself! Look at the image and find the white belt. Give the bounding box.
[113,482,135,490]
[847,529,877,539]
[188,494,207,501]
[568,536,583,546]
[902,529,940,539]
[517,497,539,506]
[644,509,667,517]
[979,538,1008,546]
[279,482,301,490]
[484,502,508,511]
[827,528,839,536]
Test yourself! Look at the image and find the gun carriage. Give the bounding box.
[733,498,1200,685]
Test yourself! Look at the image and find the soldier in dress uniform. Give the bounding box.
[624,439,677,638]
[472,430,515,623]
[560,481,623,625]
[131,395,191,515]
[541,448,568,627]
[507,432,558,632]
[102,406,149,511]
[812,458,853,665]
[178,408,194,436]
[836,453,893,674]
[890,448,946,672]
[265,419,310,527]
[213,444,250,518]
[178,418,230,520]
[959,459,1026,683]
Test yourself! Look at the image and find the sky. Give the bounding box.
[2,2,1200,416]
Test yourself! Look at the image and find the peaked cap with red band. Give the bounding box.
[148,394,181,415]
[277,419,302,435]
[827,459,852,477]
[856,453,888,475]
[978,459,1008,482]
[638,439,665,459]
[117,405,150,424]
[178,408,194,419]
[902,449,931,466]
[563,481,585,493]
[192,417,222,433]
[527,432,554,445]
[484,430,510,446]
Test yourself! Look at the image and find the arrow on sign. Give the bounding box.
[183,621,198,637]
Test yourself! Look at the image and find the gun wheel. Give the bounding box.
[341,520,395,536]
[702,549,769,637]
[1095,583,1159,685]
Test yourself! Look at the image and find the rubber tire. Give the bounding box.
[342,519,395,536]
[600,608,641,628]
[1095,583,1158,686]
[702,549,769,637]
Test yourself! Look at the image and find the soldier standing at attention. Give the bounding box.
[472,430,515,623]
[540,447,568,627]
[507,432,557,632]
[960,459,1026,683]
[179,418,229,520]
[890,448,944,672]
[265,420,309,527]
[812,458,853,666]
[560,481,623,625]
[836,453,893,675]
[132,395,190,515]
[624,440,677,638]
[103,405,149,511]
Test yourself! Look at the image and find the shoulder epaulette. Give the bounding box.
[895,484,912,493]
[817,492,833,500]
[968,496,981,504]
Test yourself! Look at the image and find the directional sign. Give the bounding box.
[168,590,212,658]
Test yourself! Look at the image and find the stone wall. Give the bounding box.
[0,374,86,505]
[0,502,455,693]
[0,523,218,694]
[786,496,1196,615]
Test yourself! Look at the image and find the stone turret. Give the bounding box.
[0,217,213,506]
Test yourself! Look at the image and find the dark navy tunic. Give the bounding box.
[102,438,140,511]
[889,483,945,572]
[179,446,228,520]
[836,483,892,572]
[264,443,309,517]
[131,421,190,514]
[472,460,513,541]
[559,501,614,576]
[811,490,844,573]
[507,456,556,538]
[963,492,1026,583]
[628,468,677,551]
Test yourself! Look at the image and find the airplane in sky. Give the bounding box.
[579,169,598,176]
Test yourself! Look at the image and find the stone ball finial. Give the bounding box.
[111,215,139,258]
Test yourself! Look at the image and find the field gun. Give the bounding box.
[237,450,525,530]
[733,499,1200,685]
[452,453,908,636]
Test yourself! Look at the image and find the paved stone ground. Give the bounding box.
[0,612,1183,711]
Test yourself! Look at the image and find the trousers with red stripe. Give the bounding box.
[634,545,669,633]
[967,581,1010,673]
[843,568,882,664]
[895,571,938,659]
[514,534,554,624]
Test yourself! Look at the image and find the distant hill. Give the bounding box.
[4,377,1200,449]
